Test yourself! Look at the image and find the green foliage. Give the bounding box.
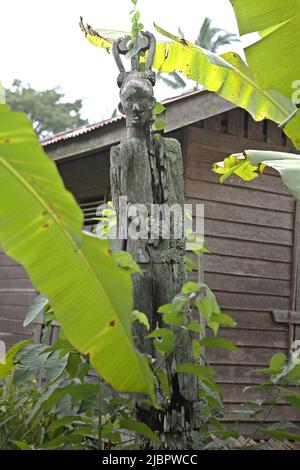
[0,82,5,104]
[269,353,288,373]
[0,331,156,450]
[152,101,166,132]
[176,363,215,380]
[153,24,300,151]
[93,201,117,240]
[208,350,300,448]
[213,150,300,201]
[112,251,143,275]
[153,119,165,131]
[23,294,49,328]
[129,0,143,39]
[3,2,300,449]
[148,281,236,430]
[3,281,300,449]
[0,104,154,396]
[5,80,88,138]
[199,337,239,352]
[154,102,165,115]
[131,310,150,331]
[147,328,176,354]
[213,154,259,183]
[0,284,230,450]
[80,7,300,149]
[158,18,239,91]
[212,2,300,197]
[231,0,300,110]
[0,341,33,379]
[79,17,128,51]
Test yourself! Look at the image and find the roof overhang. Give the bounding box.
[43,90,236,162]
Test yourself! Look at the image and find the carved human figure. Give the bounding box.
[118,70,156,136]
[110,32,202,449]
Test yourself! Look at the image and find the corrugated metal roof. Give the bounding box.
[41,89,204,147]
[41,115,124,147]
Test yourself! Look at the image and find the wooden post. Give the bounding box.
[110,32,204,449]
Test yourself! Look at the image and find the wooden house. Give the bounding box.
[1,89,300,434]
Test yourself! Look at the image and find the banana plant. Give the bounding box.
[213,151,300,201]
[213,0,300,199]
[79,18,300,151]
[0,104,154,397]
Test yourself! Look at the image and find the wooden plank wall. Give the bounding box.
[185,109,300,433]
[56,150,110,202]
[0,250,35,349]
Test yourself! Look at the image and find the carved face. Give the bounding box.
[120,78,155,128]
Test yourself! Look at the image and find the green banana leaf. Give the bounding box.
[212,1,300,195]
[213,150,300,200]
[230,0,300,154]
[0,82,5,104]
[152,24,300,150]
[0,105,154,396]
[79,17,300,149]
[79,17,128,51]
[231,0,300,99]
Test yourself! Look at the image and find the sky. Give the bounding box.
[0,0,243,123]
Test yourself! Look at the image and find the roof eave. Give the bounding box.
[44,90,236,161]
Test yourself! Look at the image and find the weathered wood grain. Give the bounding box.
[246,117,265,142]
[204,219,293,246]
[221,310,287,331]
[0,291,35,306]
[199,235,292,263]
[0,266,29,279]
[203,254,291,281]
[227,108,245,137]
[0,305,31,320]
[207,346,285,366]
[213,291,289,311]
[185,179,294,212]
[207,327,287,349]
[224,404,300,422]
[186,199,294,230]
[0,318,32,335]
[199,273,290,297]
[266,121,285,146]
[188,126,289,153]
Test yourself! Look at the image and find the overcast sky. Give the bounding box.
[1,0,243,123]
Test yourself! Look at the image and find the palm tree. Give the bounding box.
[195,17,239,53]
[158,17,240,90]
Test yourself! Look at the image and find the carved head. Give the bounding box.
[118,70,156,128]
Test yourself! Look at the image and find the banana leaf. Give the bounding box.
[79,17,128,50]
[79,18,300,150]
[231,0,300,99]
[213,150,300,200]
[153,24,300,150]
[0,105,154,397]
[230,0,300,154]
